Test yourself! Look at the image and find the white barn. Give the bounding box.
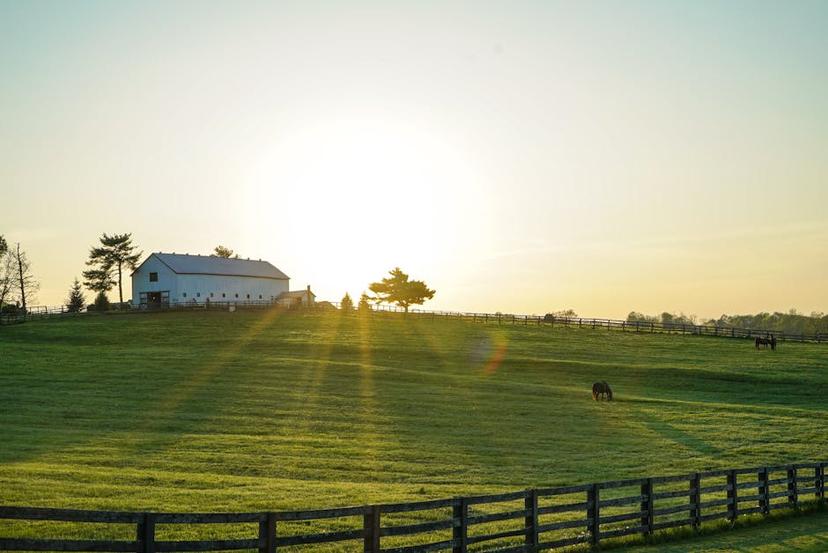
[131,253,309,307]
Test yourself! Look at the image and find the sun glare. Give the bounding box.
[244,114,489,296]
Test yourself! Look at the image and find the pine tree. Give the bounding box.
[93,290,110,312]
[66,278,85,312]
[83,233,142,305]
[341,293,354,312]
[358,293,372,313]
[368,267,435,313]
[213,245,237,258]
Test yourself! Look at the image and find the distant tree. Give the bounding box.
[83,233,142,305]
[0,249,15,312]
[627,311,658,324]
[369,267,435,313]
[12,243,39,313]
[340,292,354,312]
[93,290,110,312]
[66,278,85,313]
[0,235,7,257]
[213,245,238,258]
[358,293,372,313]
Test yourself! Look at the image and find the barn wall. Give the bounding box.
[131,255,178,305]
[174,274,289,303]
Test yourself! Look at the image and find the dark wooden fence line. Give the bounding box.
[3,300,825,344]
[356,305,825,344]
[2,461,825,552]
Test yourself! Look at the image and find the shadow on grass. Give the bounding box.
[600,502,828,552]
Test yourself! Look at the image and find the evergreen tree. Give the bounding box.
[358,293,372,313]
[341,292,354,312]
[213,245,237,258]
[93,290,110,312]
[369,267,435,313]
[83,233,142,305]
[66,278,85,312]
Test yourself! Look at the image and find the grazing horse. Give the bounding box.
[592,381,613,401]
[755,335,778,351]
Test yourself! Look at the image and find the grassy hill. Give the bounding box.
[1,309,826,548]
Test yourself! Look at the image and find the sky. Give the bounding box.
[1,0,827,319]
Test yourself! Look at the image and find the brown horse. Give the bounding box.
[755,336,777,350]
[592,381,613,401]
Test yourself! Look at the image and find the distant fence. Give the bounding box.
[2,300,826,343]
[347,304,827,344]
[1,461,825,552]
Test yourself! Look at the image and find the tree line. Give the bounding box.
[627,309,828,335]
[0,232,144,315]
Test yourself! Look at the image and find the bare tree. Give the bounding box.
[13,243,39,313]
[0,250,15,311]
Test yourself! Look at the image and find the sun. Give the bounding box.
[243,112,488,297]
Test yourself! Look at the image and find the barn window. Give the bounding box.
[182,292,187,298]
[258,295,262,299]
[235,293,239,298]
[149,272,158,282]
[246,294,250,299]
[222,293,226,298]
[196,293,200,298]
[210,292,214,298]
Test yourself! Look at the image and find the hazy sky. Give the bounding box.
[2,1,826,318]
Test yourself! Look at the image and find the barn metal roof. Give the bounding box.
[149,253,290,280]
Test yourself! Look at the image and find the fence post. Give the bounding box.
[787,466,798,507]
[640,478,653,537]
[587,484,600,546]
[817,463,826,503]
[727,470,738,523]
[758,468,770,515]
[364,506,380,553]
[690,473,701,530]
[137,513,155,553]
[259,513,276,553]
[524,489,539,550]
[452,498,468,553]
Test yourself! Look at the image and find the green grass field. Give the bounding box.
[1,310,827,550]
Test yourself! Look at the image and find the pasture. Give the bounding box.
[1,309,827,550]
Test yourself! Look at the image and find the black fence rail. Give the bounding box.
[2,300,826,344]
[1,461,825,552]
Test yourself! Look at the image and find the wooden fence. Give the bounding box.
[2,301,825,344]
[354,305,827,344]
[1,461,825,552]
